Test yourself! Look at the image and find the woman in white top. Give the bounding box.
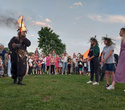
[41,55,46,74]
[62,52,68,75]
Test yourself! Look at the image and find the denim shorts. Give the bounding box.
[104,63,114,72]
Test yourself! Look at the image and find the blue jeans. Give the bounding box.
[41,63,45,73]
[72,63,75,73]
[62,62,67,74]
[0,66,3,76]
[0,66,2,71]
[8,59,11,77]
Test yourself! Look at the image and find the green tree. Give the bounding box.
[38,27,66,55]
[4,47,9,51]
[28,52,34,56]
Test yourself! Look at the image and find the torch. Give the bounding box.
[17,16,27,42]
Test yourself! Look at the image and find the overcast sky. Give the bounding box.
[0,0,124,56]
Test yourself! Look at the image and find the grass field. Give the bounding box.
[0,74,125,110]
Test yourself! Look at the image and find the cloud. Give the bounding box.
[39,15,43,20]
[74,2,83,6]
[70,2,83,8]
[73,22,76,25]
[117,36,122,40]
[25,16,52,28]
[32,21,51,28]
[26,16,33,21]
[30,34,35,37]
[88,14,125,23]
[45,18,51,22]
[76,16,82,20]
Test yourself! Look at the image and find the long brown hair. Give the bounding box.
[121,28,125,43]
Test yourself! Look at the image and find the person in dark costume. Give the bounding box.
[8,31,31,85]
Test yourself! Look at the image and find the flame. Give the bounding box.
[17,16,27,32]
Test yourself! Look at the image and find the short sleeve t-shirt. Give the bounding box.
[35,55,39,61]
[84,62,87,67]
[62,55,68,62]
[103,45,114,64]
[78,61,83,68]
[37,60,42,67]
[46,56,50,66]
[73,58,76,63]
[42,57,46,64]
[33,61,37,67]
[75,62,78,67]
[29,59,33,67]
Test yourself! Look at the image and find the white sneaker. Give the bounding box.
[107,85,115,90]
[87,81,93,84]
[93,82,99,85]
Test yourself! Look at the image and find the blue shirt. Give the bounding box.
[0,50,6,62]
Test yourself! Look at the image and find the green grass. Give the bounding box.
[0,74,125,110]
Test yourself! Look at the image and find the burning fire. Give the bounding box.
[17,16,27,32]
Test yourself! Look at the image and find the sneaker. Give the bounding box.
[106,85,115,90]
[87,81,93,84]
[93,82,99,85]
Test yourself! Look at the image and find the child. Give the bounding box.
[83,58,88,75]
[37,58,42,75]
[41,55,46,74]
[33,58,38,75]
[55,55,59,75]
[0,58,4,77]
[46,54,51,74]
[58,56,63,74]
[28,56,33,75]
[75,59,78,74]
[78,58,83,75]
[50,55,56,75]
[67,58,72,75]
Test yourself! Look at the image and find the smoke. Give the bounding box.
[0,12,18,29]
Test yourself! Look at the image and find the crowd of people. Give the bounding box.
[0,46,89,77]
[0,27,125,91]
[0,45,117,83]
[27,49,91,76]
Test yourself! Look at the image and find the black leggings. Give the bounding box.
[50,65,55,74]
[68,64,71,74]
[90,57,99,82]
[100,66,105,81]
[47,66,49,71]
[28,66,33,75]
